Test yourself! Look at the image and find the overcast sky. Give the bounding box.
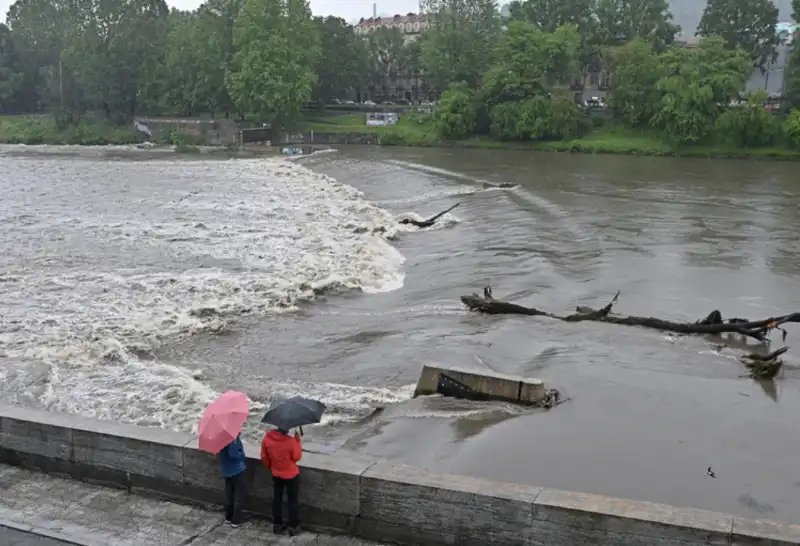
[1,0,421,24]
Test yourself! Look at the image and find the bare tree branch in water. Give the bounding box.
[400,203,460,228]
[461,286,793,380]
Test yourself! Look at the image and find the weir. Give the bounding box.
[1,404,799,545]
[414,364,547,405]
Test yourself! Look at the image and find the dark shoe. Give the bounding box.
[229,516,248,528]
[288,526,300,537]
[273,524,285,535]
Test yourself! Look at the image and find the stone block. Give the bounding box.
[359,461,538,546]
[518,379,546,405]
[531,488,733,546]
[414,365,443,397]
[732,516,800,545]
[0,405,73,461]
[71,419,189,483]
[452,369,522,401]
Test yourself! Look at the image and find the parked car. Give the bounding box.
[584,97,606,110]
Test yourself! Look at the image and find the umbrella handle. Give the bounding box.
[299,425,304,437]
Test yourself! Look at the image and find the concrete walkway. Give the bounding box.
[0,465,387,546]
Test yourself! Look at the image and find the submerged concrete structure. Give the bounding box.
[414,364,547,405]
[2,404,800,545]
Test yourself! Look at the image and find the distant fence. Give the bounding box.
[240,127,271,144]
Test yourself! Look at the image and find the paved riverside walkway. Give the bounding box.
[0,464,388,546]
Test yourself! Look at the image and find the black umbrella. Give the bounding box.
[261,396,326,432]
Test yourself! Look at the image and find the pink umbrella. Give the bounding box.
[198,391,249,454]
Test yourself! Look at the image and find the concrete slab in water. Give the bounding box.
[413,364,546,405]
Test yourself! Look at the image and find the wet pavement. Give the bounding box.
[0,465,388,546]
[0,526,75,545]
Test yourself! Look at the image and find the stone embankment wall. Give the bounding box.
[259,130,380,146]
[135,117,241,146]
[1,404,799,545]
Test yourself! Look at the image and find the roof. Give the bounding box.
[356,13,428,26]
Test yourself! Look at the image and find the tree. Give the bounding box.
[5,0,71,112]
[507,0,597,84]
[782,0,800,109]
[595,0,680,51]
[696,0,779,73]
[716,89,780,147]
[155,7,235,116]
[312,16,368,105]
[0,24,23,111]
[226,0,319,125]
[419,0,501,92]
[433,82,476,139]
[508,0,596,32]
[60,0,170,122]
[651,36,752,144]
[364,26,409,100]
[481,22,581,106]
[603,37,665,126]
[785,37,800,110]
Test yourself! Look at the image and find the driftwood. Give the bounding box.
[741,347,788,380]
[461,286,793,380]
[401,203,460,228]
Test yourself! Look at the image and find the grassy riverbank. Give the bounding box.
[298,111,800,161]
[0,116,144,145]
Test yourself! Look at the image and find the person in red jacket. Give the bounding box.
[261,427,302,535]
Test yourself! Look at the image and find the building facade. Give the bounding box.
[353,13,431,102]
[351,1,795,103]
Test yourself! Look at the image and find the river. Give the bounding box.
[2,144,800,523]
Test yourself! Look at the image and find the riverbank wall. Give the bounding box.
[135,117,241,146]
[263,130,380,146]
[1,404,799,545]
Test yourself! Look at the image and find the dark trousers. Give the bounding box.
[272,475,299,528]
[224,471,246,524]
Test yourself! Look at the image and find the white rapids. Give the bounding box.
[0,151,411,433]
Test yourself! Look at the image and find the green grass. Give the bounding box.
[376,121,800,161]
[0,115,143,145]
[531,126,800,160]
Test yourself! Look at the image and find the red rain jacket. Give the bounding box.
[260,430,302,479]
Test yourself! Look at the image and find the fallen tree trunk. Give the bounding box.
[460,286,799,342]
[461,286,792,380]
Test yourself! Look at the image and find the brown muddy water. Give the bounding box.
[2,144,800,523]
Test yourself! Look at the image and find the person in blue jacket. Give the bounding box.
[219,434,247,526]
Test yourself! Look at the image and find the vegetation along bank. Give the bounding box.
[2,0,800,159]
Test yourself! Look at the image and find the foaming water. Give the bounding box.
[0,153,406,430]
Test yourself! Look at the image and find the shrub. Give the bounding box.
[716,90,780,148]
[433,82,476,140]
[784,109,800,150]
[489,96,588,142]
